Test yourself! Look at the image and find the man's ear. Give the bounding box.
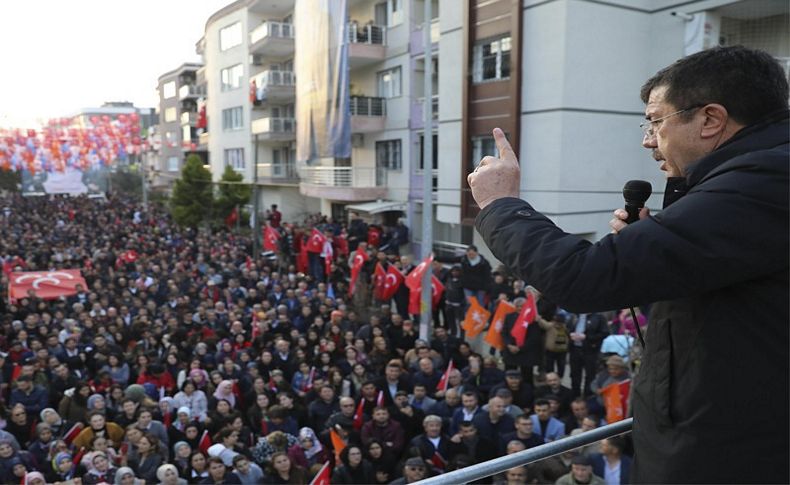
[699,104,729,139]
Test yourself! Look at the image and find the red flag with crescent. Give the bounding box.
[348,249,369,296]
[306,229,327,253]
[9,270,87,301]
[263,226,281,252]
[373,263,387,299]
[380,265,404,301]
[405,254,434,291]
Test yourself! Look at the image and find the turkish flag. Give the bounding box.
[430,451,447,471]
[306,229,327,253]
[431,275,444,308]
[309,461,332,485]
[373,263,387,300]
[120,249,138,264]
[602,379,631,423]
[367,226,381,247]
[297,243,309,274]
[9,270,87,301]
[335,234,349,257]
[510,292,538,347]
[380,266,404,301]
[408,288,421,315]
[225,207,238,228]
[461,297,490,338]
[263,226,281,252]
[348,249,369,296]
[352,398,365,431]
[485,300,516,351]
[436,360,454,393]
[198,430,212,455]
[63,422,83,445]
[405,254,434,291]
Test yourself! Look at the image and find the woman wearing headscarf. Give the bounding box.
[45,451,76,484]
[168,407,193,448]
[24,471,46,485]
[287,427,328,471]
[114,466,145,485]
[87,393,116,421]
[172,379,208,422]
[171,441,192,479]
[28,423,55,467]
[156,463,187,485]
[83,451,119,485]
[40,408,72,440]
[209,380,237,411]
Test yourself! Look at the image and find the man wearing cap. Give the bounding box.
[388,457,430,484]
[556,455,605,485]
[491,369,534,414]
[10,374,49,416]
[591,356,631,409]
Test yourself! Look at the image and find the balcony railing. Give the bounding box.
[299,166,387,188]
[350,96,386,116]
[250,21,294,44]
[252,70,295,89]
[348,22,386,45]
[257,162,299,181]
[251,117,295,135]
[178,85,205,99]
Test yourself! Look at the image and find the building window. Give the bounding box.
[224,148,245,170]
[182,126,192,142]
[220,22,242,51]
[472,36,511,82]
[221,64,244,91]
[471,135,498,170]
[375,0,402,27]
[167,156,179,172]
[376,139,401,170]
[418,133,438,171]
[222,107,243,131]
[163,81,176,99]
[164,107,177,123]
[377,67,401,98]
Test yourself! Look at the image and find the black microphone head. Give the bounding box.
[623,180,652,206]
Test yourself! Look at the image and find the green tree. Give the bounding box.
[215,164,251,223]
[171,154,213,227]
[0,170,21,192]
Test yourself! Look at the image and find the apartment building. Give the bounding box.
[153,63,207,189]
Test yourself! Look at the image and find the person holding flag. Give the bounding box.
[502,293,543,382]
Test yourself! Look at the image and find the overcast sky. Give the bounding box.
[0,0,231,129]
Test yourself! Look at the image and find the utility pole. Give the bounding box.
[419,0,434,342]
[141,151,149,210]
[252,134,261,258]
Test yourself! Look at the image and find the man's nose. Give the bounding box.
[642,133,657,149]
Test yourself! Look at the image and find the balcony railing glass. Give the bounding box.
[250,21,294,44]
[348,22,386,45]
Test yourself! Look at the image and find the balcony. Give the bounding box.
[256,161,299,185]
[251,117,295,142]
[410,95,438,129]
[351,96,386,133]
[249,21,294,57]
[180,112,198,126]
[299,165,387,201]
[409,18,440,54]
[251,70,295,107]
[178,85,205,100]
[348,22,386,67]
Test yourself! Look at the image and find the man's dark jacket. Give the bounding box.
[475,113,789,483]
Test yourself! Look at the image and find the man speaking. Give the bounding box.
[468,46,788,483]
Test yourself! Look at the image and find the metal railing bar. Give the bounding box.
[415,418,633,485]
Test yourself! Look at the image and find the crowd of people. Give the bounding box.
[0,195,643,485]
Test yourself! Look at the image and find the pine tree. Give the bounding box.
[171,155,213,227]
[215,164,251,223]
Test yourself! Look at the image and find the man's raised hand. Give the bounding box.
[467,128,521,210]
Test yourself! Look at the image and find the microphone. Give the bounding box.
[622,180,652,224]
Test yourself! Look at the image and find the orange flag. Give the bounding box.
[602,379,631,423]
[330,427,347,462]
[485,300,516,350]
[461,297,490,338]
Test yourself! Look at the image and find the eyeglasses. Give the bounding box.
[640,105,703,138]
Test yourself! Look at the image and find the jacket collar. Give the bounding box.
[685,109,789,187]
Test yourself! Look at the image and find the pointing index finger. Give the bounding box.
[493,128,517,163]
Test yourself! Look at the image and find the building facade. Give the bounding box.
[154,63,207,189]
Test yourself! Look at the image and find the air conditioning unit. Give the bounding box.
[250,54,264,66]
[351,133,364,148]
